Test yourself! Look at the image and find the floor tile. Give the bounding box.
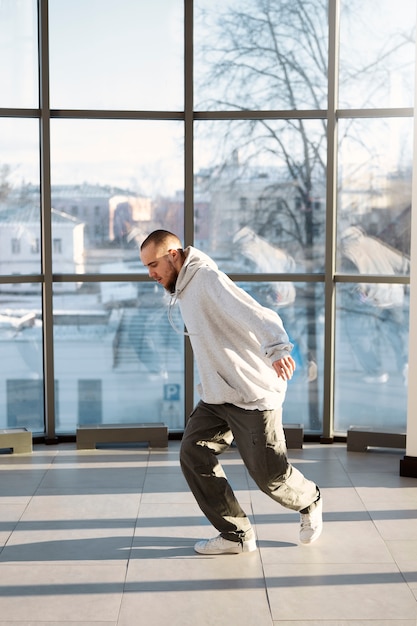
[0,469,48,503]
[264,562,417,621]
[134,501,209,539]
[0,504,26,548]
[118,555,272,626]
[36,463,148,495]
[0,493,141,565]
[258,519,394,565]
[140,471,202,504]
[0,564,126,622]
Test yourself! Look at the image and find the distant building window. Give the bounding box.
[257,196,265,210]
[11,238,20,254]
[53,238,62,254]
[71,205,78,216]
[240,197,248,210]
[31,238,40,254]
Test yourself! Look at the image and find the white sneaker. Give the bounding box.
[194,535,257,555]
[300,497,323,544]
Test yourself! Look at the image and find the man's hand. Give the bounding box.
[272,355,296,381]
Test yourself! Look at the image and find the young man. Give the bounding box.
[140,229,322,554]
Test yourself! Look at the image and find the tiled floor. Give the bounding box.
[0,441,416,626]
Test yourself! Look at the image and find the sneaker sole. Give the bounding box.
[194,539,257,555]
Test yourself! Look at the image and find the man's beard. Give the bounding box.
[166,267,179,294]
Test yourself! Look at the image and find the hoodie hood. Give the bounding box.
[168,246,217,333]
[175,246,218,295]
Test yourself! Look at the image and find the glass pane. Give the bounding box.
[0,118,41,276]
[195,119,326,272]
[49,0,183,110]
[0,289,44,433]
[236,281,324,433]
[334,283,409,433]
[195,0,328,111]
[50,119,184,273]
[53,282,184,434]
[0,0,38,108]
[337,117,412,268]
[339,0,416,109]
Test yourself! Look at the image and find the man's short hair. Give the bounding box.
[141,229,182,251]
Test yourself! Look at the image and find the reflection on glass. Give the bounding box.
[50,119,184,273]
[194,119,326,273]
[0,0,38,108]
[337,117,412,266]
[0,119,41,276]
[334,284,409,433]
[236,281,324,433]
[0,289,44,432]
[49,0,183,110]
[53,282,184,434]
[194,0,328,111]
[338,226,410,277]
[339,0,415,109]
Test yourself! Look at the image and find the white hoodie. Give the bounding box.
[169,246,293,410]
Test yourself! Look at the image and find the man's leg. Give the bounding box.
[227,404,319,512]
[180,401,254,543]
[228,404,322,544]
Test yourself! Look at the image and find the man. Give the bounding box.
[140,229,322,554]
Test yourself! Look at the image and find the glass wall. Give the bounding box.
[0,0,414,438]
[334,115,412,432]
[53,282,184,434]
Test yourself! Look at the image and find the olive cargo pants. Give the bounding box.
[180,400,319,542]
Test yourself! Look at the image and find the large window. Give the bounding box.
[0,0,414,438]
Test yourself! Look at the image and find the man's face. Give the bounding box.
[141,243,179,293]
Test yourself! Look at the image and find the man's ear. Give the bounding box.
[167,248,179,266]
[168,248,183,270]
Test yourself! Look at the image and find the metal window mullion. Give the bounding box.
[38,0,56,442]
[322,0,340,442]
[184,0,194,423]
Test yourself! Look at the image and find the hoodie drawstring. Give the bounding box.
[168,292,191,336]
